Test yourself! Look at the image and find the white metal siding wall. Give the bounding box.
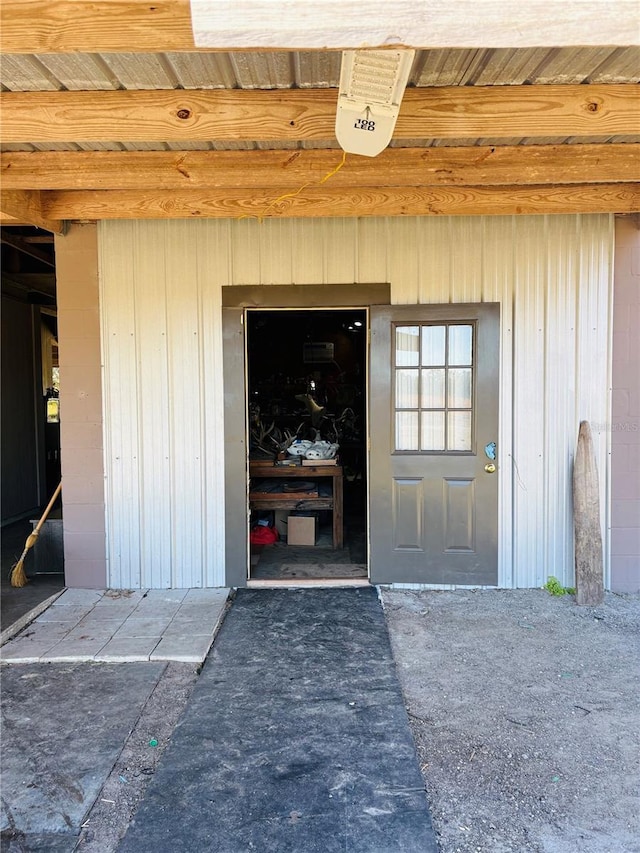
[99,221,229,588]
[99,215,613,589]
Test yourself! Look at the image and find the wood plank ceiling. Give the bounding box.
[1,0,639,232]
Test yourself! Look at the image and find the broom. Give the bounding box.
[10,482,62,588]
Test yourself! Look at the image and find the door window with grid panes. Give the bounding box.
[394,323,474,452]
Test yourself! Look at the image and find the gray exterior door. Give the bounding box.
[369,303,500,586]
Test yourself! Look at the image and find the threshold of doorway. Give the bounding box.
[247,578,370,589]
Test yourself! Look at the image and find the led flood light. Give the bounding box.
[335,49,415,157]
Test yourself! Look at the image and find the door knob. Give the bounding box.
[484,463,496,474]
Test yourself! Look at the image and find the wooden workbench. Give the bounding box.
[249,461,343,549]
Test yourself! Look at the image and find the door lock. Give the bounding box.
[484,463,496,474]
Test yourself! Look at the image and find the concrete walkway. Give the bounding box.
[118,588,438,853]
[0,587,229,664]
[1,660,170,852]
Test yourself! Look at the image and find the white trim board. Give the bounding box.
[190,1,639,49]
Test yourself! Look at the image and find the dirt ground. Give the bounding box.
[382,588,640,853]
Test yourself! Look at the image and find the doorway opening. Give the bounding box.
[1,225,65,628]
[246,308,368,583]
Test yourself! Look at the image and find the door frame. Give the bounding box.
[222,284,390,588]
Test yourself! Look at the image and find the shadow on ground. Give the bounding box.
[1,662,167,852]
[1,519,64,633]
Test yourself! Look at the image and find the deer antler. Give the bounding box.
[295,393,326,428]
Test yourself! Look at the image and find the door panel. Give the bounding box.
[392,478,424,550]
[444,478,475,552]
[370,303,499,585]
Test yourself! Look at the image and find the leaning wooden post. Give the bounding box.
[573,420,604,606]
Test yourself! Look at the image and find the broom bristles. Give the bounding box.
[10,554,29,587]
[10,559,28,587]
[9,531,40,588]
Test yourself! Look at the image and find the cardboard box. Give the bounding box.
[287,515,317,546]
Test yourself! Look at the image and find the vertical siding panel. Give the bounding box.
[132,221,172,588]
[356,218,389,284]
[390,218,419,303]
[543,216,578,588]
[256,220,275,284]
[291,219,324,283]
[600,216,615,590]
[164,221,205,587]
[100,221,141,589]
[482,217,516,587]
[259,219,294,284]
[323,219,358,283]
[512,216,548,587]
[231,219,261,284]
[576,214,614,586]
[415,218,452,303]
[576,216,608,420]
[196,220,228,587]
[450,217,485,303]
[478,215,513,303]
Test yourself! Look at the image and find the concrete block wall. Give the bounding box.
[611,217,640,593]
[55,223,107,588]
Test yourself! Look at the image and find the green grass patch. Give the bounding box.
[544,576,576,596]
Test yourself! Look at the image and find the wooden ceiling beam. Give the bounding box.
[1,272,57,297]
[1,85,637,144]
[41,183,640,220]
[2,144,639,190]
[0,190,64,234]
[0,229,56,265]
[1,0,198,54]
[1,0,637,53]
